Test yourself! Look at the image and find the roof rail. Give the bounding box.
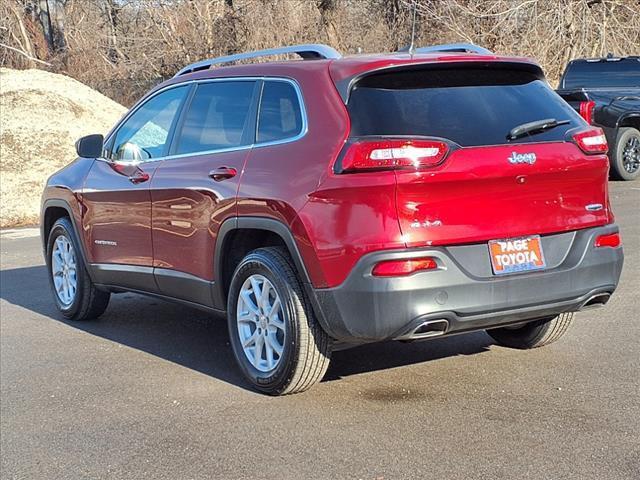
[404,43,493,55]
[174,44,342,77]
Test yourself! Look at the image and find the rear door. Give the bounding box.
[346,65,611,248]
[150,79,259,307]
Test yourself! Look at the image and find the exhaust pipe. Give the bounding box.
[398,319,449,341]
[579,292,611,310]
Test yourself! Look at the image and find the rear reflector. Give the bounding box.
[340,139,448,172]
[573,128,608,154]
[579,100,595,124]
[372,257,438,277]
[594,232,621,248]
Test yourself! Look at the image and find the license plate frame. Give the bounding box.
[488,235,546,276]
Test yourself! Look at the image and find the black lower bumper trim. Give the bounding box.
[310,225,623,343]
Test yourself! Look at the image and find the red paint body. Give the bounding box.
[151,149,248,281]
[41,52,614,295]
[82,159,157,266]
[394,143,610,247]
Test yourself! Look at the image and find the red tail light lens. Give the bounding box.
[340,140,448,172]
[595,232,621,248]
[579,100,595,124]
[573,128,608,154]
[372,257,438,277]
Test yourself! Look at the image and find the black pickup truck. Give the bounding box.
[557,56,640,180]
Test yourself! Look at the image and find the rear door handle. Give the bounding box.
[209,166,237,182]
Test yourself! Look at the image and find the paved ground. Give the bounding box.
[1,182,639,480]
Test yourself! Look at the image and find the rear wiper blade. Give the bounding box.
[507,118,570,141]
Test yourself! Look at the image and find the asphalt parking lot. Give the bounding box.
[1,182,639,480]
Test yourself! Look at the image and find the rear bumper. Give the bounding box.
[311,224,624,343]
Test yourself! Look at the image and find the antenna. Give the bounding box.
[409,0,418,54]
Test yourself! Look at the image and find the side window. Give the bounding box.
[257,81,303,143]
[111,86,188,161]
[174,81,257,155]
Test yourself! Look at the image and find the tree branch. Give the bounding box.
[0,43,53,66]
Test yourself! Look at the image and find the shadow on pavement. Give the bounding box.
[1,265,493,390]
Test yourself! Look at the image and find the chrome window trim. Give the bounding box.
[100,76,307,165]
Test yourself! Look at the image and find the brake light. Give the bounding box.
[579,100,595,124]
[595,232,621,248]
[573,128,608,154]
[372,257,438,277]
[340,139,448,172]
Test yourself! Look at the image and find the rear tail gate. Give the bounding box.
[338,62,611,247]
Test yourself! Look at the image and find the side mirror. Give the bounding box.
[75,134,104,158]
[114,142,151,162]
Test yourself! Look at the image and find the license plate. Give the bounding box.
[489,235,546,275]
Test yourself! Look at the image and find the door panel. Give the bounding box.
[151,150,250,281]
[150,80,259,305]
[82,159,157,267]
[82,84,190,274]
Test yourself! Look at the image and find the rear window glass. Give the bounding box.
[348,67,583,147]
[561,60,640,89]
[257,81,303,143]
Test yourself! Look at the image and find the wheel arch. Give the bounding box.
[213,217,313,308]
[617,113,640,130]
[41,199,92,277]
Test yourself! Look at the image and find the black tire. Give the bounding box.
[610,127,640,181]
[46,217,110,320]
[227,247,332,395]
[486,313,574,349]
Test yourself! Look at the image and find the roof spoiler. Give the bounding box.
[398,43,493,55]
[174,44,342,77]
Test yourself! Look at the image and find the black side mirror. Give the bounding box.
[75,134,104,158]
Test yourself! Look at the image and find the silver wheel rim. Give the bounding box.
[236,274,286,373]
[622,135,640,174]
[51,235,78,307]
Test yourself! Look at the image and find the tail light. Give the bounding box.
[573,128,608,154]
[594,232,621,248]
[372,257,438,277]
[339,139,448,172]
[579,100,595,124]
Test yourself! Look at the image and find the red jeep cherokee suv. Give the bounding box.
[41,43,624,395]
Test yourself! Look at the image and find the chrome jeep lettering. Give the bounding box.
[508,152,537,165]
[410,219,443,228]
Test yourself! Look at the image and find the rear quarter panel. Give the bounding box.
[236,63,350,287]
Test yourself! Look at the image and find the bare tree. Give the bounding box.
[1,0,638,106]
[37,0,67,54]
[316,0,341,48]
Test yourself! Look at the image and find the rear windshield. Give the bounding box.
[348,67,583,147]
[561,59,640,89]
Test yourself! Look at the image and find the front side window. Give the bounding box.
[257,81,303,143]
[174,81,257,156]
[111,86,188,162]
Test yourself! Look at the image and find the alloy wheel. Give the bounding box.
[51,235,78,307]
[236,274,286,372]
[622,134,640,174]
